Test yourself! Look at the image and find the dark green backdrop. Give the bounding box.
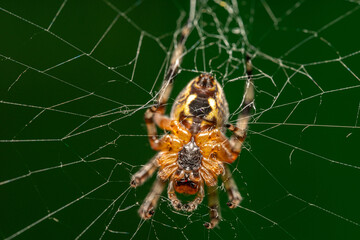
[1,0,360,239]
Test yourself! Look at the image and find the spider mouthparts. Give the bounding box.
[204,222,211,229]
[130,178,139,187]
[148,209,155,216]
[226,201,233,207]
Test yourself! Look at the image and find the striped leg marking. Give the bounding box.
[168,179,183,210]
[227,54,254,157]
[138,178,166,219]
[183,183,205,212]
[204,186,221,229]
[131,154,159,187]
[221,165,242,208]
[144,22,193,148]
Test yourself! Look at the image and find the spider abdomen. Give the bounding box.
[188,97,212,118]
[171,74,229,133]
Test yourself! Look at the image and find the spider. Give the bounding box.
[130,20,254,229]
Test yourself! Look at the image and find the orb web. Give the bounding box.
[1,0,360,239]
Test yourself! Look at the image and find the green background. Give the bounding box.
[1,0,360,239]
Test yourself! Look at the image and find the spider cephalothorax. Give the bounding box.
[130,19,254,228]
[177,139,202,171]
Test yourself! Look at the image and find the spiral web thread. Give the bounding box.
[0,0,360,239]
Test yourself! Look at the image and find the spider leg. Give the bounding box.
[167,179,183,210]
[226,54,254,158]
[144,21,192,149]
[221,165,242,208]
[183,182,205,212]
[204,186,221,229]
[196,129,238,164]
[131,154,159,187]
[138,177,166,219]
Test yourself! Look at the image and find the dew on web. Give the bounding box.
[1,0,360,239]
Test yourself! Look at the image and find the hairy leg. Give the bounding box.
[221,165,242,208]
[183,183,204,212]
[167,179,183,210]
[130,154,159,187]
[138,178,166,219]
[144,20,193,149]
[204,186,221,229]
[226,54,254,156]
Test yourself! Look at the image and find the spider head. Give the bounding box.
[195,73,216,90]
[174,171,201,195]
